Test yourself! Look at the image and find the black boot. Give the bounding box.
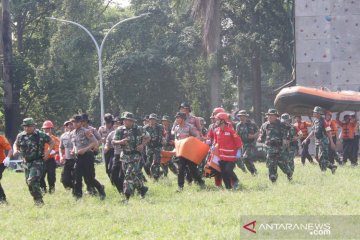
[139,186,148,199]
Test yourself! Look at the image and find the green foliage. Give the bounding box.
[2,0,295,133]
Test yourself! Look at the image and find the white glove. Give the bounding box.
[236,149,242,159]
[3,157,10,167]
[205,140,211,145]
[50,150,56,155]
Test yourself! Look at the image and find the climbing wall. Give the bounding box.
[295,0,360,91]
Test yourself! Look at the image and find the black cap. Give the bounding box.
[104,113,114,123]
[175,112,186,119]
[81,113,90,122]
[72,115,83,122]
[179,102,191,112]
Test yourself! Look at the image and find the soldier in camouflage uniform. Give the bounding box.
[161,115,178,176]
[112,112,150,202]
[303,107,337,173]
[280,113,299,173]
[236,110,259,176]
[13,118,54,205]
[144,114,165,181]
[257,109,293,183]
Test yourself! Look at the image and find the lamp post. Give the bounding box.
[46,13,149,162]
[46,13,149,126]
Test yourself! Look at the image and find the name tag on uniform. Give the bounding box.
[225,132,230,136]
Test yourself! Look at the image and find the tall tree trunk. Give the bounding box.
[208,54,221,109]
[2,0,15,142]
[237,76,245,110]
[251,48,262,125]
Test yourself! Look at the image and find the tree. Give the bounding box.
[2,0,15,141]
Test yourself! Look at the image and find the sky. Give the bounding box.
[111,0,131,7]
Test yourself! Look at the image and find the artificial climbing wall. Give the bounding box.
[295,0,360,91]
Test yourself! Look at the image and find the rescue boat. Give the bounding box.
[274,86,360,115]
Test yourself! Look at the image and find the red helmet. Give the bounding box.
[215,112,229,122]
[325,111,332,116]
[212,107,225,116]
[42,120,54,129]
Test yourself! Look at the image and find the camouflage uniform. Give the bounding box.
[313,115,337,172]
[236,118,259,175]
[259,110,292,182]
[161,117,178,176]
[114,116,149,199]
[15,119,53,203]
[144,116,164,180]
[280,114,298,173]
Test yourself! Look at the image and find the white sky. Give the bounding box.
[111,0,131,7]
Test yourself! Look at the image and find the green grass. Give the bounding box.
[1,159,360,239]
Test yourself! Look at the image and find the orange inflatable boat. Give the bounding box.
[274,86,360,115]
[174,137,210,165]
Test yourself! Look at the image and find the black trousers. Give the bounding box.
[111,154,124,194]
[73,151,103,198]
[177,157,204,188]
[352,135,359,164]
[301,138,314,164]
[342,139,354,164]
[40,158,56,189]
[61,159,75,189]
[0,164,6,200]
[105,148,114,179]
[219,161,237,189]
[328,136,339,164]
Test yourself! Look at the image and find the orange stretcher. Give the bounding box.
[174,137,210,165]
[160,150,175,164]
[274,86,360,115]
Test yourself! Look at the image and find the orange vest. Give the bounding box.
[294,121,311,139]
[44,134,60,158]
[0,135,11,163]
[339,122,356,139]
[325,119,338,137]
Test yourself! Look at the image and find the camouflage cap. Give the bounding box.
[265,108,279,116]
[149,113,159,120]
[122,112,137,121]
[143,115,149,121]
[161,115,171,121]
[280,113,291,121]
[237,110,249,117]
[21,118,36,126]
[313,106,324,115]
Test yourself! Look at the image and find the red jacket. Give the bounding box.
[214,124,243,162]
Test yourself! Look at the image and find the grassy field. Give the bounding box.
[1,159,359,240]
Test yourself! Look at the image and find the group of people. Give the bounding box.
[0,102,358,206]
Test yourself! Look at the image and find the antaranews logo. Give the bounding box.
[243,220,257,234]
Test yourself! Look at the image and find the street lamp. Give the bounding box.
[46,13,150,162]
[46,13,150,126]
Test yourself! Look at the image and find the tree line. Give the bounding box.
[1,0,294,141]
